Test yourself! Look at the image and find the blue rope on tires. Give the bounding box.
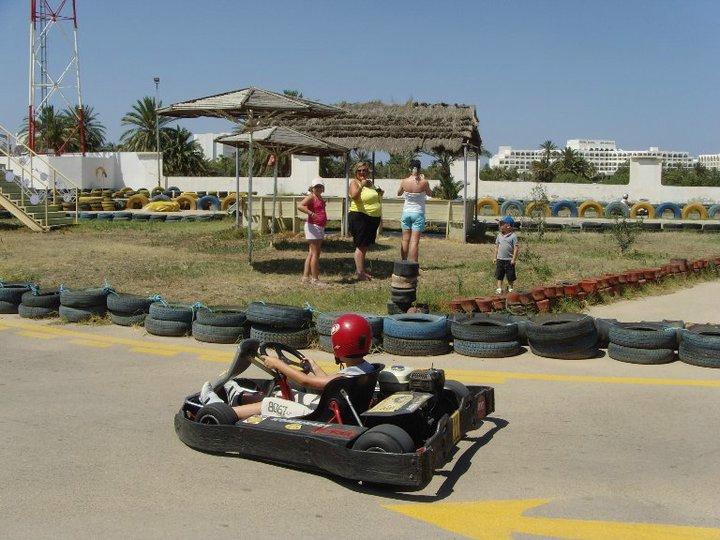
[500,199,524,217]
[551,200,578,217]
[655,202,682,219]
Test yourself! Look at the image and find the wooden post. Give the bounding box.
[258,196,267,234]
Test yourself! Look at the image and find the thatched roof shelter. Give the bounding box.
[272,101,481,154]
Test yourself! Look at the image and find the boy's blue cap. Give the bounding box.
[500,216,516,226]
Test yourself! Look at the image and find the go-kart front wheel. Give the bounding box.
[352,424,415,453]
[195,403,238,425]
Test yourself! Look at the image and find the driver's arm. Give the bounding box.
[264,357,337,391]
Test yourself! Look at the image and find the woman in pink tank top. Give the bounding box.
[297,182,328,286]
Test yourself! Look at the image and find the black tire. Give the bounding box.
[526,314,597,344]
[390,287,417,303]
[393,260,420,278]
[609,322,677,350]
[382,335,451,356]
[594,318,618,348]
[192,321,245,344]
[383,314,449,340]
[59,304,107,322]
[107,293,152,314]
[685,324,720,335]
[451,314,518,342]
[18,304,57,319]
[387,301,410,315]
[444,380,470,401]
[195,307,247,327]
[0,300,19,313]
[60,288,108,309]
[0,284,31,304]
[109,311,147,326]
[678,332,720,368]
[608,342,675,365]
[144,315,190,337]
[246,302,312,329]
[454,339,522,358]
[195,403,238,425]
[352,424,415,453]
[21,289,60,309]
[315,312,384,337]
[148,302,194,324]
[529,332,599,360]
[250,325,314,349]
[507,315,529,345]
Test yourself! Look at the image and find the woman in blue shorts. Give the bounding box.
[397,159,432,262]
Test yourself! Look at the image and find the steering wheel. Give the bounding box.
[256,342,313,400]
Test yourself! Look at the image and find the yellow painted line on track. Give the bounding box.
[2,318,720,389]
[69,339,113,349]
[386,499,720,539]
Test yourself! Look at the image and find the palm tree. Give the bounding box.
[62,105,107,152]
[429,150,463,199]
[162,126,208,176]
[19,105,68,154]
[539,140,557,160]
[531,158,555,182]
[120,97,173,151]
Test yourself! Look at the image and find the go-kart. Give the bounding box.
[174,339,495,489]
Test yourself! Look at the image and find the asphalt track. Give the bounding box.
[2,284,720,539]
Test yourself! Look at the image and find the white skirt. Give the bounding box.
[304,222,325,240]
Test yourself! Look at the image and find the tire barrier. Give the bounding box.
[451,313,521,358]
[578,200,604,218]
[382,335,451,356]
[221,194,237,211]
[476,197,500,216]
[681,203,708,220]
[19,289,60,319]
[0,282,32,313]
[197,195,221,211]
[525,201,551,217]
[679,328,720,368]
[707,204,720,220]
[382,314,450,356]
[526,314,600,359]
[655,202,682,219]
[59,287,110,322]
[173,195,197,210]
[388,261,420,313]
[249,324,314,349]
[629,202,656,219]
[550,200,578,217]
[192,307,248,344]
[604,201,629,218]
[500,199,524,217]
[107,293,152,327]
[126,194,149,210]
[246,302,312,329]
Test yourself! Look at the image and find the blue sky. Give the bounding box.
[0,0,718,155]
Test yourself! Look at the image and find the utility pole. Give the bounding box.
[154,76,162,188]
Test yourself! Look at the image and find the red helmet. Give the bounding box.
[331,313,372,359]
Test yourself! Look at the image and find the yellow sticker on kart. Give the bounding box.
[450,410,461,444]
[368,393,415,413]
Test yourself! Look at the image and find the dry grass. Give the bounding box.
[1,219,719,313]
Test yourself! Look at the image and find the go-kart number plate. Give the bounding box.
[450,410,461,444]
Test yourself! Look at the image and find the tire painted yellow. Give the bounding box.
[578,200,604,218]
[173,195,197,210]
[681,203,708,220]
[126,194,149,210]
[525,201,550,217]
[476,197,500,216]
[630,202,656,219]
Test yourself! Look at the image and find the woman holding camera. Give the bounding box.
[348,162,383,281]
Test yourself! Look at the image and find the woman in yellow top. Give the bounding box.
[348,162,383,281]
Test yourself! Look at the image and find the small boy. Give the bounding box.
[493,215,519,293]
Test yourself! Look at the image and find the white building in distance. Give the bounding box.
[698,154,720,170]
[489,139,694,175]
[191,132,234,161]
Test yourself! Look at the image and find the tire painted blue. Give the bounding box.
[383,313,449,340]
[79,212,95,220]
[197,195,221,211]
[500,199,524,216]
[655,202,682,219]
[707,204,720,219]
[551,200,578,217]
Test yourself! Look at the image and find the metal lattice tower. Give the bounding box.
[28,0,85,154]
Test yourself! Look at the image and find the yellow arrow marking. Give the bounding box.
[385,499,720,539]
[2,318,720,388]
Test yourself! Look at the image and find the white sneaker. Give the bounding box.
[495,288,502,294]
[507,287,514,293]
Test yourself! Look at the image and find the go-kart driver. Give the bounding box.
[200,313,375,421]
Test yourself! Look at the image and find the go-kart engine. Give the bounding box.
[408,368,445,394]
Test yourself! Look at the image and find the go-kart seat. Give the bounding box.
[301,363,384,425]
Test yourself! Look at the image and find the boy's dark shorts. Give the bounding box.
[495,259,516,281]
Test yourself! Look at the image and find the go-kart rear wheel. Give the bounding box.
[195,403,238,425]
[352,424,415,454]
[444,380,469,400]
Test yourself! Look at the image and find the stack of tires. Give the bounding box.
[315,312,384,353]
[145,302,193,337]
[389,261,419,314]
[383,314,451,356]
[192,307,248,344]
[679,325,720,368]
[19,288,60,319]
[526,314,600,359]
[608,322,678,365]
[451,314,522,358]
[0,282,32,314]
[247,302,314,349]
[59,288,110,322]
[107,293,152,327]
